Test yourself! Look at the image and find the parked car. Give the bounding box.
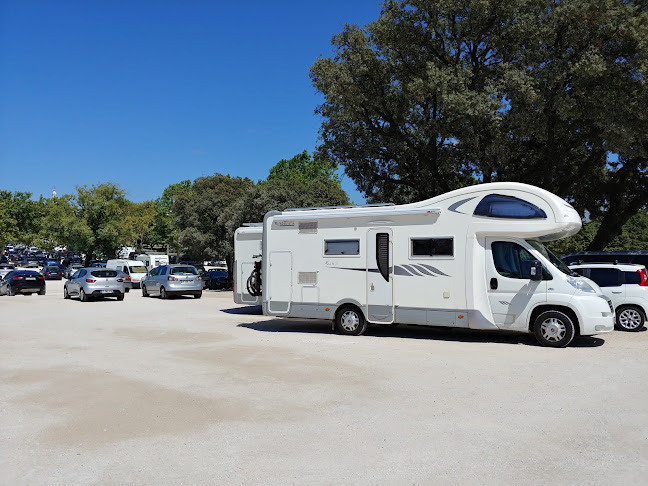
[0,263,16,279]
[64,268,125,301]
[41,265,64,280]
[202,269,232,290]
[569,263,648,332]
[141,264,202,299]
[20,257,40,268]
[0,270,46,296]
[562,251,648,269]
[64,264,83,278]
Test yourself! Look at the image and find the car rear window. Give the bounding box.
[91,270,119,278]
[623,271,642,285]
[129,266,147,273]
[170,266,198,275]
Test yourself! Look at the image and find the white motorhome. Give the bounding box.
[106,259,147,290]
[136,253,169,270]
[233,224,263,305]
[250,182,614,347]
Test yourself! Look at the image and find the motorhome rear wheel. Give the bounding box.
[335,305,367,336]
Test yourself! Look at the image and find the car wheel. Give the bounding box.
[38,287,46,295]
[116,293,124,301]
[125,287,130,293]
[142,285,149,297]
[7,286,14,296]
[334,305,367,336]
[79,288,88,302]
[64,286,70,299]
[160,286,168,299]
[194,292,202,299]
[616,306,646,332]
[533,310,575,348]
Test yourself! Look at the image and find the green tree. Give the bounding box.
[123,201,157,251]
[174,174,255,271]
[268,150,341,188]
[150,180,192,253]
[311,0,648,248]
[0,190,44,245]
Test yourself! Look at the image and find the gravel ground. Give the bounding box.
[1,278,647,485]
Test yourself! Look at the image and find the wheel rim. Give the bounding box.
[340,310,360,332]
[540,317,566,342]
[142,285,147,296]
[619,309,642,330]
[161,288,166,298]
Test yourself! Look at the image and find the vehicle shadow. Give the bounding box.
[238,319,606,348]
[221,306,263,315]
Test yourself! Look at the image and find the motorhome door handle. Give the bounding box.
[611,291,622,294]
[490,278,498,290]
[370,283,375,292]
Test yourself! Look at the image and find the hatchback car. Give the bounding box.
[141,264,202,299]
[64,268,126,301]
[569,263,648,332]
[41,265,64,280]
[203,269,232,290]
[64,263,83,278]
[0,270,46,295]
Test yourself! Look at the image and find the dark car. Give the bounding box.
[0,270,46,296]
[41,265,64,280]
[203,269,232,290]
[20,256,40,268]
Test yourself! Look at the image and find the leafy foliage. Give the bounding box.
[268,150,341,188]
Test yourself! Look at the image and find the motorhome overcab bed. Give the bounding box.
[241,182,615,347]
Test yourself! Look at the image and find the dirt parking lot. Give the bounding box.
[1,278,647,485]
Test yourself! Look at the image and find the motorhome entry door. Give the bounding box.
[366,229,394,323]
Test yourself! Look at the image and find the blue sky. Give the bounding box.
[0,0,383,204]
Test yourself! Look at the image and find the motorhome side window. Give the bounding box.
[474,194,547,219]
[324,239,360,256]
[492,242,538,279]
[411,238,453,257]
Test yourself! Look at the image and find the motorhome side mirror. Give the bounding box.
[530,261,543,281]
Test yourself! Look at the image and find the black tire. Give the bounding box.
[160,286,168,299]
[7,286,14,296]
[116,293,124,301]
[616,306,646,332]
[533,310,575,348]
[63,286,70,299]
[194,292,202,299]
[79,288,88,302]
[334,305,368,336]
[142,285,149,297]
[125,287,130,293]
[38,287,46,295]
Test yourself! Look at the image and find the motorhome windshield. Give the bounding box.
[526,240,577,276]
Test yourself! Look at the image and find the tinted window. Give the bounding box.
[588,268,621,287]
[475,194,547,219]
[623,271,641,285]
[412,238,453,257]
[492,241,539,279]
[91,270,118,278]
[79,269,87,278]
[325,240,360,256]
[170,266,198,275]
[129,265,147,274]
[149,267,159,277]
[160,266,167,275]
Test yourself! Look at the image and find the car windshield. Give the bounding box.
[129,266,147,273]
[170,266,198,275]
[526,240,578,276]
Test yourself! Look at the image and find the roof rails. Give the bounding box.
[284,202,395,212]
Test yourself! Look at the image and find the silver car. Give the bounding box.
[64,268,126,301]
[141,264,202,299]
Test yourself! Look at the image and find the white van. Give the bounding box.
[136,254,169,270]
[106,259,147,290]
[233,224,263,305]
[244,182,615,348]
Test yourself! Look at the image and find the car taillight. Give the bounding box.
[12,276,23,280]
[86,278,96,283]
[196,276,201,281]
[639,268,648,287]
[116,278,124,282]
[125,276,131,281]
[37,276,44,280]
[168,276,178,281]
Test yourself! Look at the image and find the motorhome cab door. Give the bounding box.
[485,238,547,328]
[366,229,394,324]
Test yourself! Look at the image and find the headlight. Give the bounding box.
[567,276,596,293]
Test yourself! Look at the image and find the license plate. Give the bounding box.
[100,290,112,294]
[26,277,36,280]
[181,280,192,284]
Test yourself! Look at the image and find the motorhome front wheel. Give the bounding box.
[533,310,575,348]
[335,306,367,336]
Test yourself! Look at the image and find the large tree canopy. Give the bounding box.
[311,0,648,249]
